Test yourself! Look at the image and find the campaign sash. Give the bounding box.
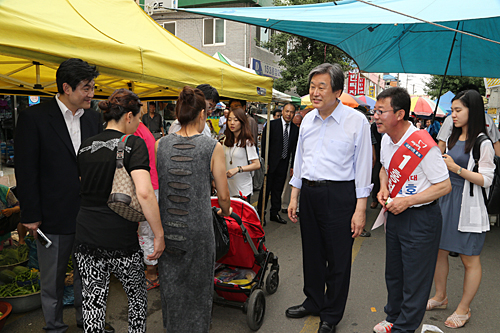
[372,129,437,231]
[387,130,437,199]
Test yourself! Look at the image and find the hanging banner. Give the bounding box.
[368,86,375,98]
[484,78,500,89]
[358,78,366,95]
[348,72,358,95]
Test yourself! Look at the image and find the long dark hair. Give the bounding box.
[224,107,255,147]
[448,90,487,153]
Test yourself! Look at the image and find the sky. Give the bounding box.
[395,73,431,95]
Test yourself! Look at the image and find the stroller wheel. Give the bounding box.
[265,269,279,295]
[247,289,266,331]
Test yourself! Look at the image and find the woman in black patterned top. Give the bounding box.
[75,89,164,332]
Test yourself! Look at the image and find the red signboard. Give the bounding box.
[348,73,358,95]
[357,78,365,95]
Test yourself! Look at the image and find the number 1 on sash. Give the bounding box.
[399,155,411,170]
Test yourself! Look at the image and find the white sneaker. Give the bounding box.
[373,320,393,333]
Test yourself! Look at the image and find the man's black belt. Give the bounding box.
[409,200,437,210]
[302,179,344,187]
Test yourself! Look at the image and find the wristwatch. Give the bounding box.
[457,167,463,175]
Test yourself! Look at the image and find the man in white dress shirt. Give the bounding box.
[286,63,373,333]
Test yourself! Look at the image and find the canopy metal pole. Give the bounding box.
[433,22,460,122]
[259,102,273,226]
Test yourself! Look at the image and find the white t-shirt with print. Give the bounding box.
[224,141,259,197]
[380,123,449,207]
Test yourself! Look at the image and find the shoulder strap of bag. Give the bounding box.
[470,134,489,200]
[116,135,131,168]
[244,142,250,165]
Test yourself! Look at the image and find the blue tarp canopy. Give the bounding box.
[180,0,500,77]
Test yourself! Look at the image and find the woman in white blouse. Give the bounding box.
[426,90,495,329]
[223,107,260,202]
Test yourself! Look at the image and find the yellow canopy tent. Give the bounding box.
[0,0,273,102]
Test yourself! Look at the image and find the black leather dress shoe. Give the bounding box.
[77,322,115,333]
[285,304,316,318]
[270,213,287,224]
[318,321,336,333]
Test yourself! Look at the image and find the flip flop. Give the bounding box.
[146,277,160,291]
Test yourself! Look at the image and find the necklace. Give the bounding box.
[229,145,237,165]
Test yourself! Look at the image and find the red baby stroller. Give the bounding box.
[211,197,279,331]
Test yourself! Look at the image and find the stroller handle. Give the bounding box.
[215,208,243,226]
[229,212,243,226]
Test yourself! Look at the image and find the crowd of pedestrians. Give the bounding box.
[12,57,497,333]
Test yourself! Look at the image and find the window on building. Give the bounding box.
[203,18,225,45]
[162,22,176,36]
[256,27,274,52]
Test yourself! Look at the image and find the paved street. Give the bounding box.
[4,203,499,332]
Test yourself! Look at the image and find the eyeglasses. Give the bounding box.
[373,108,400,115]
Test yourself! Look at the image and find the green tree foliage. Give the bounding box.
[424,75,485,99]
[261,0,353,96]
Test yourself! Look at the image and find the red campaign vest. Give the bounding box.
[387,130,437,199]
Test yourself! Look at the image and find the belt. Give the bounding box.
[302,179,335,187]
[409,200,437,210]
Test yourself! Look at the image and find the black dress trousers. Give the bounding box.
[299,180,356,325]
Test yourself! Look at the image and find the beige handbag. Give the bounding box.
[107,135,145,222]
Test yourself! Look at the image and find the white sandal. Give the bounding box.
[445,309,471,328]
[426,297,448,310]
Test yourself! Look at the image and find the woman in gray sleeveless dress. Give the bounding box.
[156,86,231,332]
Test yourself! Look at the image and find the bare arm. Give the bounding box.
[438,140,446,154]
[131,169,165,260]
[211,143,231,216]
[226,158,260,178]
[351,198,367,238]
[288,186,300,223]
[443,141,495,187]
[372,145,376,168]
[377,166,390,206]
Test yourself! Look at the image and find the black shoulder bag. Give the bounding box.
[471,134,500,214]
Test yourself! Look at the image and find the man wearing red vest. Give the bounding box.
[373,87,451,333]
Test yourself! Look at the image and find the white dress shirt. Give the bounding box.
[56,94,84,154]
[290,101,373,198]
[281,116,290,136]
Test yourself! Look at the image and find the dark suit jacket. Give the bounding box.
[261,118,299,174]
[15,98,102,235]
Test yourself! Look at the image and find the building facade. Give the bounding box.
[137,0,282,81]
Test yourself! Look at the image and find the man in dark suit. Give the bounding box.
[15,58,113,333]
[258,103,299,224]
